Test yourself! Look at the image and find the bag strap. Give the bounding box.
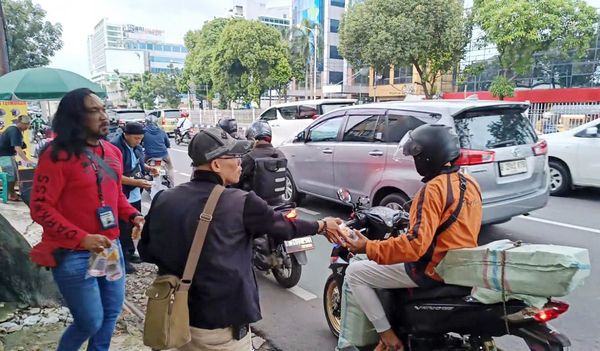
[178,184,225,292]
[83,147,118,182]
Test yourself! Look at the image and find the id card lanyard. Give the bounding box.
[87,143,107,207]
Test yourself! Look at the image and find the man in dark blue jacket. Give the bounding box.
[111,122,156,273]
[143,116,174,183]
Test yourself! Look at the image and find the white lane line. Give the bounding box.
[178,172,191,177]
[287,285,318,301]
[517,215,600,234]
[297,207,320,216]
[170,148,187,153]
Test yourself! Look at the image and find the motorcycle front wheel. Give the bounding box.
[272,253,301,289]
[323,274,342,338]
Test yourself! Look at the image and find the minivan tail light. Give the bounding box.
[312,114,320,120]
[532,139,548,156]
[454,149,495,166]
[162,117,166,125]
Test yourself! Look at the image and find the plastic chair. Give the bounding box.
[0,172,8,204]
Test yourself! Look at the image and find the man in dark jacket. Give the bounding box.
[0,115,33,201]
[236,120,286,205]
[110,122,156,273]
[138,127,345,351]
[143,115,174,183]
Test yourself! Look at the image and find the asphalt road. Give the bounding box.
[150,144,600,351]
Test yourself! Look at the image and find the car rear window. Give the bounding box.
[320,103,353,114]
[116,111,146,120]
[454,110,538,150]
[164,110,180,119]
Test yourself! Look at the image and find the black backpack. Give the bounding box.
[252,154,287,200]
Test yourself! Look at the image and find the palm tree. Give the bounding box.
[287,19,319,100]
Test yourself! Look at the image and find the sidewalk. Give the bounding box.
[0,201,280,351]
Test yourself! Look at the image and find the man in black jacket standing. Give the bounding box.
[138,128,345,351]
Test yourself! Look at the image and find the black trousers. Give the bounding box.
[119,200,141,260]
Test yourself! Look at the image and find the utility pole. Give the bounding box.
[0,0,11,76]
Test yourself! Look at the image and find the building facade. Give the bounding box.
[87,18,187,104]
[228,0,290,29]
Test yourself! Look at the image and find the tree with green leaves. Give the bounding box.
[4,0,63,70]
[473,0,598,98]
[339,0,470,99]
[120,66,183,109]
[211,20,291,107]
[180,18,230,105]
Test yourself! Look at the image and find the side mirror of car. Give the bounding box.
[294,130,306,143]
[585,127,598,137]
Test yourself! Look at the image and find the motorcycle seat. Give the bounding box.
[401,284,471,302]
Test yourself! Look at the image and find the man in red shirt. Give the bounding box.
[30,88,144,351]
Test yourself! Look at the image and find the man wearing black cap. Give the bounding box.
[138,128,346,351]
[111,122,157,273]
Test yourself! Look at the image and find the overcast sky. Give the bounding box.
[36,0,231,77]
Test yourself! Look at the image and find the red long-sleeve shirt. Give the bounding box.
[30,140,139,267]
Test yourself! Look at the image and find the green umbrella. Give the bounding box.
[0,67,107,101]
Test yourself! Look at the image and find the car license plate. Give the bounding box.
[284,236,315,254]
[499,159,527,177]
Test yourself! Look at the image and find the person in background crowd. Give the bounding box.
[0,114,34,201]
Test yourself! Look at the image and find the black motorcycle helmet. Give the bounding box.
[246,120,272,141]
[399,124,460,180]
[217,118,238,136]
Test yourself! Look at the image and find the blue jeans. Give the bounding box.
[52,241,126,351]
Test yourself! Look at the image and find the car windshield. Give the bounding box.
[116,111,146,120]
[164,110,180,119]
[454,109,538,150]
[321,103,354,114]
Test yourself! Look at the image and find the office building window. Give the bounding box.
[330,45,343,60]
[329,71,343,84]
[394,66,413,84]
[331,0,345,7]
[330,19,340,33]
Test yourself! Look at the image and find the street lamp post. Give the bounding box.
[296,24,319,100]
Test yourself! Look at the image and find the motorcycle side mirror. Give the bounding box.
[337,188,352,203]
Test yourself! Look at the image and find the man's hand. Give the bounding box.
[131,215,145,229]
[344,229,369,254]
[148,167,160,177]
[136,179,153,189]
[80,234,112,253]
[318,217,346,245]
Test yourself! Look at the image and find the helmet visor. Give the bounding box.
[392,130,422,162]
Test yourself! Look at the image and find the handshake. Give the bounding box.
[317,217,368,254]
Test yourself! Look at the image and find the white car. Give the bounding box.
[542,119,600,196]
[258,99,355,146]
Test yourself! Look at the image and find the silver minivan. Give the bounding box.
[279,100,549,225]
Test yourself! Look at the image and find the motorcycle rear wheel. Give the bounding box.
[272,254,301,288]
[323,274,342,338]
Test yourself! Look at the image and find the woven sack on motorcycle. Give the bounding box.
[337,255,379,349]
[435,239,591,297]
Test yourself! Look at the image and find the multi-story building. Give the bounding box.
[228,0,290,30]
[290,0,369,100]
[87,18,187,104]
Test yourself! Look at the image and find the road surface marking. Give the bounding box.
[287,285,318,301]
[517,215,600,234]
[178,172,191,177]
[297,207,320,216]
[170,148,187,153]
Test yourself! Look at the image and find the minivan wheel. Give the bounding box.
[379,193,410,211]
[549,160,571,197]
[282,172,304,205]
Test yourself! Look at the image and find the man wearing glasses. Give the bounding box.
[139,128,346,351]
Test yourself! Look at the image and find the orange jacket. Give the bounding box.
[366,171,482,285]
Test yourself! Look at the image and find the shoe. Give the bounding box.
[125,261,137,274]
[129,254,142,264]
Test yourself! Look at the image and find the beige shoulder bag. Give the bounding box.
[143,185,225,349]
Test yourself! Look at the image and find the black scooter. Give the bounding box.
[323,189,571,351]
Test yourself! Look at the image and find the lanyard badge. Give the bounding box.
[87,145,118,230]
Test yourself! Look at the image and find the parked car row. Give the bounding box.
[107,108,184,137]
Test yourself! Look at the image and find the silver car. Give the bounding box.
[279,100,549,225]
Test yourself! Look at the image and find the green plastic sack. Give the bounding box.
[337,255,379,349]
[436,240,591,297]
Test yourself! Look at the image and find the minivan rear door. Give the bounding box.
[454,106,547,204]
